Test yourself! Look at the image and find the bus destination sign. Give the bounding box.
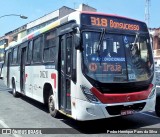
[81,14,147,32]
[90,16,139,31]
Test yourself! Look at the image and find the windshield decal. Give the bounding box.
[89,63,98,72]
[90,56,125,62]
[124,36,128,44]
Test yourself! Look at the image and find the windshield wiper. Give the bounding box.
[133,32,140,45]
[96,28,106,65]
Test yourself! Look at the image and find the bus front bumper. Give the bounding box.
[74,95,156,121]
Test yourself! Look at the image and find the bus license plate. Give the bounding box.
[121,110,134,115]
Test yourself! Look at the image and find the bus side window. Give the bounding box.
[33,36,42,63]
[27,41,33,64]
[44,30,57,62]
[12,47,18,65]
[10,49,13,65]
[17,45,21,65]
[4,51,8,66]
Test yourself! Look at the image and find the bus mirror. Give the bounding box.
[74,34,81,50]
[72,24,79,33]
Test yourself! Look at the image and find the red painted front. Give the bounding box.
[91,84,153,104]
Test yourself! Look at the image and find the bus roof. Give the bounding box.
[80,11,145,24]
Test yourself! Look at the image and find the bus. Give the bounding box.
[154,57,160,117]
[2,11,157,121]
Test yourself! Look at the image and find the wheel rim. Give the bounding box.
[48,96,55,112]
[12,82,16,95]
[13,88,15,94]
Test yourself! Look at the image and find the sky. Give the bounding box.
[0,0,159,37]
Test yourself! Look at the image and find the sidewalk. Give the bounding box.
[0,80,11,91]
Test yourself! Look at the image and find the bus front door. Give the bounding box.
[7,52,11,87]
[59,34,72,114]
[20,47,26,93]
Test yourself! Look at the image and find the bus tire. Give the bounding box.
[12,79,19,97]
[155,92,160,117]
[48,90,60,118]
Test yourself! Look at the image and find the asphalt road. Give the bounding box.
[0,79,160,137]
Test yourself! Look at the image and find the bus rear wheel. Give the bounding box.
[48,91,60,118]
[12,79,19,97]
[155,93,160,117]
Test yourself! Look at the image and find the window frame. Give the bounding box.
[12,47,18,65]
[43,29,57,63]
[32,35,43,63]
[26,40,33,64]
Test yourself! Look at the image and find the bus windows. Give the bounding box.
[12,47,18,65]
[44,30,57,62]
[33,37,42,63]
[27,41,33,64]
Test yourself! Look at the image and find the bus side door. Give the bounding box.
[7,51,12,87]
[59,34,72,114]
[20,47,27,93]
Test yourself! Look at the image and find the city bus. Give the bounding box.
[2,11,157,121]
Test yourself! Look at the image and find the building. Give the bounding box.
[26,6,75,35]
[0,4,96,62]
[0,37,8,61]
[150,28,160,63]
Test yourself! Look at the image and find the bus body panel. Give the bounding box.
[25,65,58,103]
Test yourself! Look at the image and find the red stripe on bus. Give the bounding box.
[28,34,34,40]
[51,73,56,89]
[91,84,153,104]
[67,93,70,96]
[25,74,28,82]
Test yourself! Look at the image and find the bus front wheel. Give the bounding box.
[155,92,160,117]
[48,91,60,118]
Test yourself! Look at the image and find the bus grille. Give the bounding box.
[97,85,149,94]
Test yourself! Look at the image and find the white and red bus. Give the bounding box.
[2,11,156,120]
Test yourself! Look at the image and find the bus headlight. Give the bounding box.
[80,85,101,103]
[148,88,156,99]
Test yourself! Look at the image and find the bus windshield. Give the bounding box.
[82,31,153,83]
